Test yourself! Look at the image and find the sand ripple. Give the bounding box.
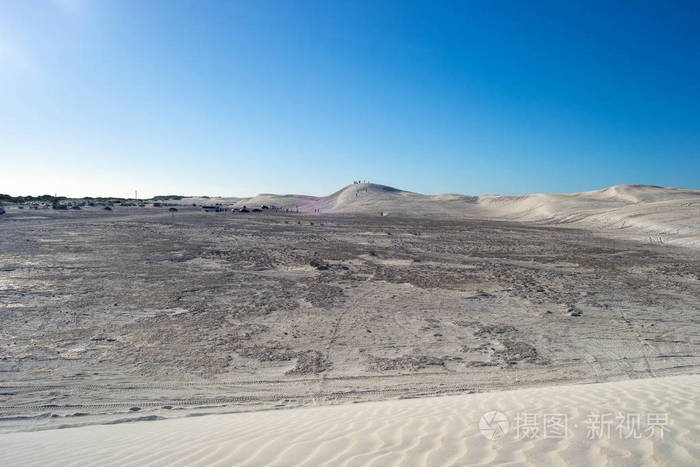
[1,375,698,466]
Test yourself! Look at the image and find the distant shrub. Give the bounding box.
[1,194,67,204]
[152,195,185,201]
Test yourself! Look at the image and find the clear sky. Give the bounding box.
[1,1,699,198]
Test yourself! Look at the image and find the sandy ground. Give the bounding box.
[1,374,697,466]
[1,202,698,436]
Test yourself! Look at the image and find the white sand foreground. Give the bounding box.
[2,375,698,466]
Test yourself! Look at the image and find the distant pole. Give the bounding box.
[135,190,138,201]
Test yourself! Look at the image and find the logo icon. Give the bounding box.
[479,411,509,440]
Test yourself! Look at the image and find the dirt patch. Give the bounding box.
[367,355,445,372]
[286,350,331,375]
[493,340,546,365]
[237,345,296,362]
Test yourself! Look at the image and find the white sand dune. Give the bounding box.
[477,185,700,247]
[212,183,700,248]
[232,183,444,215]
[2,374,697,466]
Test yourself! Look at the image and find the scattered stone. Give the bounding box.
[466,292,496,299]
[309,259,330,270]
[466,360,498,367]
[474,324,517,336]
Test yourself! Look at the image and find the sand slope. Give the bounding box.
[213,183,700,247]
[232,183,451,215]
[2,375,697,466]
[477,185,700,248]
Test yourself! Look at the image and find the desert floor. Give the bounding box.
[0,207,698,432]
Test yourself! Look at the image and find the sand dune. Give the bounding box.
[2,374,697,466]
[232,183,436,215]
[478,185,700,247]
[586,184,699,203]
[213,183,700,247]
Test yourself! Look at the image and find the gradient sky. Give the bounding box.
[1,1,699,198]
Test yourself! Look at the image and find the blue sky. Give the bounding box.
[1,1,699,197]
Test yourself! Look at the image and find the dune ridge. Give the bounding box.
[477,185,700,247]
[1,374,697,466]
[211,183,700,247]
